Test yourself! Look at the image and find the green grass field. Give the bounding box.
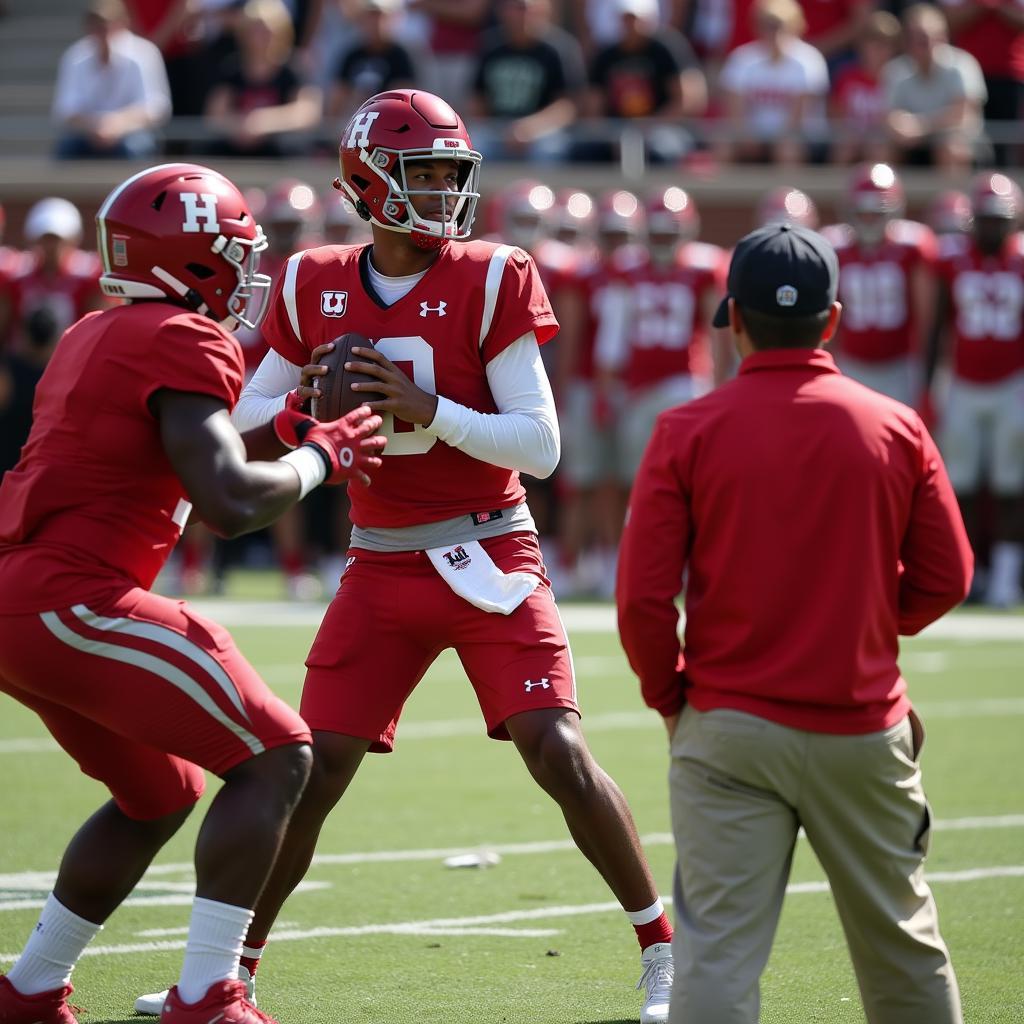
[1,585,1022,1023]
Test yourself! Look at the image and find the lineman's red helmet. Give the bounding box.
[847,163,904,215]
[336,89,482,250]
[553,188,595,240]
[756,187,819,230]
[496,179,555,248]
[597,189,644,238]
[646,186,699,239]
[969,170,1023,220]
[96,163,270,331]
[926,190,972,236]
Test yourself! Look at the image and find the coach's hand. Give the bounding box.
[347,346,440,426]
[302,405,387,486]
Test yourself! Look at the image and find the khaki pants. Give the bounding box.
[668,707,962,1024]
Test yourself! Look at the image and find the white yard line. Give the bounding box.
[2,864,1022,963]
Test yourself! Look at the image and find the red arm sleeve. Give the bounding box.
[481,248,560,363]
[898,421,974,634]
[616,414,690,717]
[140,313,244,414]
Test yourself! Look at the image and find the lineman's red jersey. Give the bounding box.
[0,302,244,610]
[936,231,1024,383]
[824,219,937,363]
[618,242,725,390]
[261,240,558,529]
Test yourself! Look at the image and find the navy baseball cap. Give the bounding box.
[712,222,839,328]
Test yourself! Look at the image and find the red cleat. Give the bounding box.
[159,980,278,1023]
[0,976,77,1023]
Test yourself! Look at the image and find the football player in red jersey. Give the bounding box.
[156,90,676,1023]
[926,189,972,239]
[821,163,938,405]
[928,171,1024,607]
[595,187,726,492]
[0,163,385,1024]
[755,185,820,231]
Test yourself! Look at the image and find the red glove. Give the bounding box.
[301,406,387,485]
[272,406,316,449]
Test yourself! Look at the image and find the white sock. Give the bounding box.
[176,898,254,1005]
[624,898,665,926]
[6,893,101,995]
[989,542,1023,597]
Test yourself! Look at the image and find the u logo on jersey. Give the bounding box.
[420,300,447,318]
[180,192,220,233]
[321,290,348,317]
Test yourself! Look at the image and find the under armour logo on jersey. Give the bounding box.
[346,110,380,148]
[442,545,471,570]
[321,291,348,317]
[524,678,551,692]
[179,192,220,233]
[420,300,447,318]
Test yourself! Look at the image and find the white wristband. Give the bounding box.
[279,446,327,499]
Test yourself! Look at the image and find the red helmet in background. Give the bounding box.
[553,188,595,241]
[646,186,699,240]
[847,163,904,215]
[969,170,1023,220]
[336,89,482,250]
[926,190,972,236]
[597,189,644,239]
[496,179,555,249]
[756,187,819,230]
[262,178,322,225]
[96,163,270,331]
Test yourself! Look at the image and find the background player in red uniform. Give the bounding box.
[154,90,676,1024]
[0,163,385,1024]
[928,170,1024,607]
[822,163,938,406]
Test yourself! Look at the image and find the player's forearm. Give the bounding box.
[427,397,560,478]
[232,349,301,431]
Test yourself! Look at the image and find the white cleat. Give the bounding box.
[637,942,674,1024]
[133,967,255,1016]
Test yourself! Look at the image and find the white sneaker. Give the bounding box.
[637,942,673,1024]
[133,967,256,1016]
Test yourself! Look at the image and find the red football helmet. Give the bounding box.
[553,188,595,241]
[646,186,699,240]
[847,163,904,215]
[336,89,482,250]
[262,178,322,225]
[496,179,555,249]
[969,170,1023,220]
[597,189,644,239]
[756,187,819,230]
[926,190,972,236]
[96,163,270,331]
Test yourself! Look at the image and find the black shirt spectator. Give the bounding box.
[589,32,695,119]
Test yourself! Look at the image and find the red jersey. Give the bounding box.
[0,303,243,610]
[262,240,558,529]
[8,250,104,344]
[826,219,937,362]
[802,0,872,47]
[831,64,885,129]
[617,348,972,732]
[618,242,724,391]
[945,0,1024,79]
[937,231,1024,383]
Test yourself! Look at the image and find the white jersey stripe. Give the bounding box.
[479,244,515,349]
[282,251,306,347]
[71,604,251,722]
[39,610,265,756]
[551,598,578,705]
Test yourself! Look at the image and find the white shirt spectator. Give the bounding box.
[719,36,830,138]
[52,28,171,125]
[883,43,986,117]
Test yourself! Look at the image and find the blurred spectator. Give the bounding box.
[577,0,707,164]
[468,0,585,162]
[883,3,987,171]
[716,0,830,165]
[940,0,1024,166]
[204,0,322,156]
[0,206,28,350]
[0,200,104,360]
[52,0,171,159]
[568,0,688,59]
[830,9,902,162]
[327,0,417,125]
[802,0,877,65]
[926,187,973,235]
[401,0,492,109]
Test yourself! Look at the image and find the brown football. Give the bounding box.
[310,333,386,422]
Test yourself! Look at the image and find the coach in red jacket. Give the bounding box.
[617,222,971,1024]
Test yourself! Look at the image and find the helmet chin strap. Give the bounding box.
[151,266,209,315]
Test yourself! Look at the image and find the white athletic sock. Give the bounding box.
[6,893,101,995]
[176,898,254,1005]
[624,898,665,927]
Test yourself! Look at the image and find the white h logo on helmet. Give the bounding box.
[347,111,380,148]
[180,193,220,233]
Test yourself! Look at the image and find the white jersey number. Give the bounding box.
[631,282,696,350]
[374,335,437,456]
[953,271,1024,340]
[840,262,907,331]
